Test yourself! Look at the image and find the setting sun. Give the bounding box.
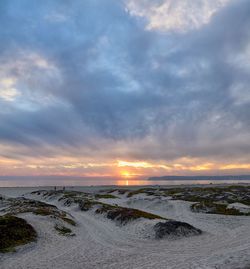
[120,171,133,178]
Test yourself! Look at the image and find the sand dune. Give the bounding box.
[1,185,250,269]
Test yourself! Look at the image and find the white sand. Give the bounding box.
[1,186,250,269]
[227,203,250,213]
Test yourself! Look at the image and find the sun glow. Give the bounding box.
[120,171,133,178]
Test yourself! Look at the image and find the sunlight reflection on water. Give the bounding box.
[1,177,250,187]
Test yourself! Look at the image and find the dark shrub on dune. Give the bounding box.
[106,207,164,224]
[154,220,202,239]
[0,215,37,252]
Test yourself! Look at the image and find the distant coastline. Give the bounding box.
[148,175,250,181]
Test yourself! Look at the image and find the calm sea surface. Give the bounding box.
[1,177,250,187]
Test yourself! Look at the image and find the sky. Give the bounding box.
[0,0,250,183]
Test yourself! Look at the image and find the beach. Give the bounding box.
[1,184,250,269]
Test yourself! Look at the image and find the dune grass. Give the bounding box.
[191,201,250,216]
[0,215,37,253]
[54,224,74,236]
[94,194,118,199]
[1,197,76,227]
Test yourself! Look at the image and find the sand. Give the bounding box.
[1,185,250,269]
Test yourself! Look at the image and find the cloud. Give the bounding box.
[0,77,19,101]
[126,0,231,32]
[0,0,250,176]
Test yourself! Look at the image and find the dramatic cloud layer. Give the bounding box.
[126,0,230,31]
[0,0,250,179]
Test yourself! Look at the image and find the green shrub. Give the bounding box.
[61,217,76,226]
[95,194,118,199]
[191,201,250,216]
[54,224,74,236]
[0,215,37,253]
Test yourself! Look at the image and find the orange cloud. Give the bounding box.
[1,155,250,178]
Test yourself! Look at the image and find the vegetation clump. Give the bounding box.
[54,224,74,236]
[0,215,37,253]
[160,185,250,212]
[191,201,250,216]
[50,190,94,207]
[105,189,130,195]
[95,203,166,224]
[79,199,100,211]
[1,197,76,226]
[61,217,76,226]
[159,185,250,216]
[31,190,91,202]
[94,194,118,199]
[104,207,166,224]
[127,188,156,198]
[154,220,202,239]
[79,197,166,224]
